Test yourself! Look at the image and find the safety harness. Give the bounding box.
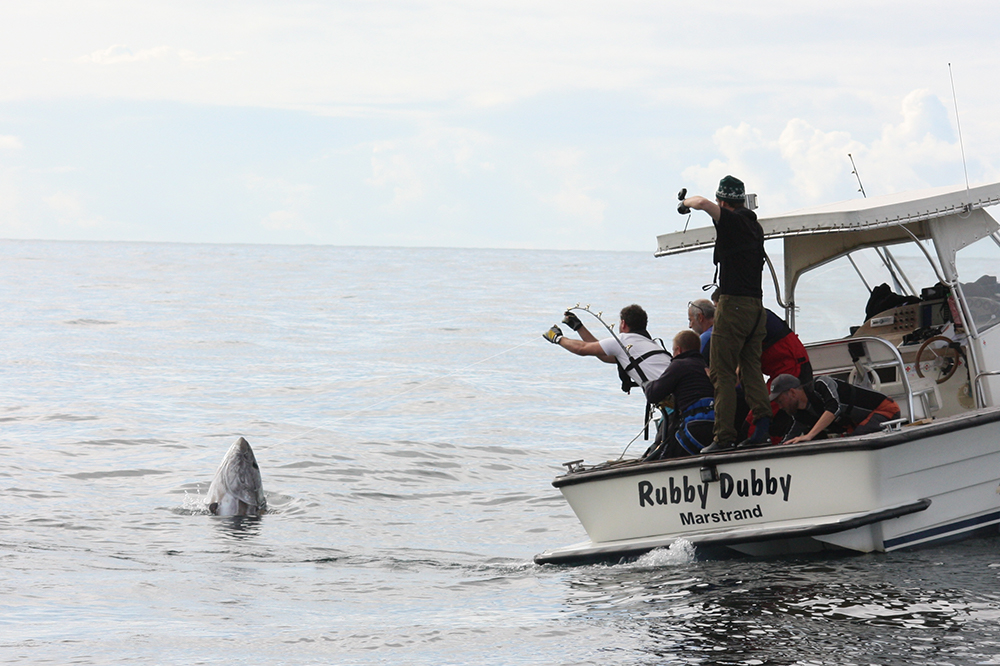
[675,397,716,455]
[616,346,671,393]
[612,334,670,441]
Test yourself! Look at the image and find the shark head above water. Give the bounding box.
[206,437,267,516]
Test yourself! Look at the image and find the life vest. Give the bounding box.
[675,397,715,455]
[614,335,670,393]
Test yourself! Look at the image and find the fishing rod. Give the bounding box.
[848,153,867,198]
[565,303,668,358]
[565,304,632,358]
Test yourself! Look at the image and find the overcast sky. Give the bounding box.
[1,1,999,251]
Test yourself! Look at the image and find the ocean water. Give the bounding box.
[2,239,1000,665]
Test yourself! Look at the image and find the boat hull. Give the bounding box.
[535,408,1000,564]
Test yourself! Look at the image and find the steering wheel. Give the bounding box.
[915,335,960,384]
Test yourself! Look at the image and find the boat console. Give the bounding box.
[808,284,978,424]
[851,298,951,345]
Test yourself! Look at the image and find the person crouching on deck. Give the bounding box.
[641,330,716,460]
[769,374,901,444]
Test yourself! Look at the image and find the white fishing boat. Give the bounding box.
[535,181,1000,564]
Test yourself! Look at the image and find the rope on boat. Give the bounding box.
[618,409,661,460]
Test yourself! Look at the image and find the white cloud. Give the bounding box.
[46,191,83,215]
[862,89,962,193]
[545,185,606,227]
[778,120,865,200]
[0,1,980,115]
[0,166,23,231]
[78,44,172,64]
[244,174,313,197]
[536,148,606,228]
[262,210,309,233]
[682,123,773,201]
[244,174,315,234]
[46,191,109,229]
[682,90,967,212]
[448,129,494,174]
[364,127,495,212]
[76,44,238,67]
[2,3,999,249]
[0,135,23,150]
[176,49,240,65]
[367,144,425,210]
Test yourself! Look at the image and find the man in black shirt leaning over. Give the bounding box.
[769,373,901,443]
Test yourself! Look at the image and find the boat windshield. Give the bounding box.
[792,244,941,342]
[956,232,1000,334]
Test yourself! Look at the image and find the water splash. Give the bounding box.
[633,539,697,567]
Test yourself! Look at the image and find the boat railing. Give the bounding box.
[804,336,934,424]
[974,371,1000,407]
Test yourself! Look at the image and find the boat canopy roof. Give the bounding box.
[655,181,1000,300]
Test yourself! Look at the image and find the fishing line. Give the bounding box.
[618,409,660,460]
[266,335,541,448]
[949,63,971,199]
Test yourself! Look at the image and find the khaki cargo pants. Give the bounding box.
[709,295,771,444]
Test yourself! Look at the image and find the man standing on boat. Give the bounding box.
[542,304,671,392]
[679,176,771,452]
[769,374,901,443]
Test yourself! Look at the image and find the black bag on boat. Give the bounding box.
[865,283,919,321]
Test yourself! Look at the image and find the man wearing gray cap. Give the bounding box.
[769,374,901,444]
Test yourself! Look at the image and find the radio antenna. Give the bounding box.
[949,63,971,197]
[848,153,866,198]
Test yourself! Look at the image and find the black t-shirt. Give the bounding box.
[713,206,764,298]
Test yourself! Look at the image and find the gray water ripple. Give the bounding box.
[64,469,170,480]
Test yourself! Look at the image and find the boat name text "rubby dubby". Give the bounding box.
[637,468,792,510]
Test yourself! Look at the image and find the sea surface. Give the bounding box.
[2,240,1000,665]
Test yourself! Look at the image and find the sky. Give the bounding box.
[1,0,999,251]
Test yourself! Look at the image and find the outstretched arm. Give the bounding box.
[682,195,722,222]
[546,315,615,363]
[575,323,599,343]
[560,338,616,364]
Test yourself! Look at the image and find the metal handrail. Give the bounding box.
[973,371,1000,408]
[805,336,917,423]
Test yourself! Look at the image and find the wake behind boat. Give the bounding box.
[536,181,1000,564]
